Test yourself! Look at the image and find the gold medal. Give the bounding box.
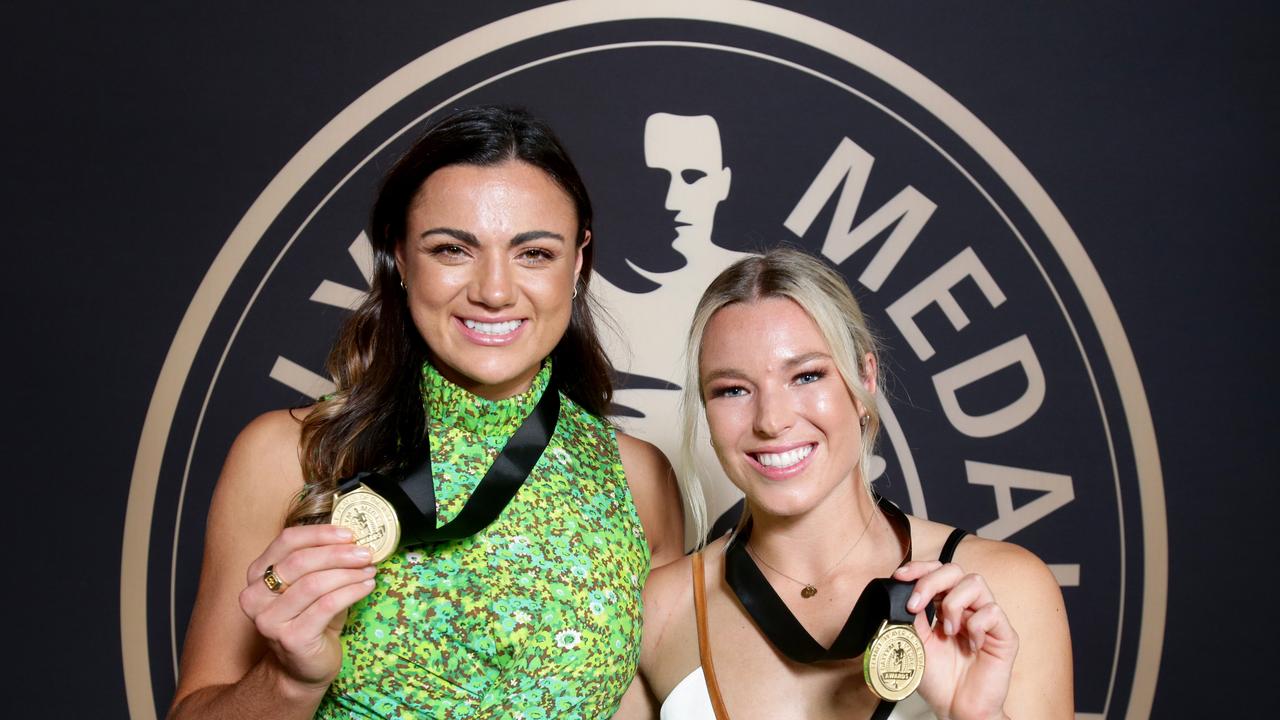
[331,483,401,564]
[863,619,925,701]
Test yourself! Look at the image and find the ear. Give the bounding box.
[394,240,408,282]
[853,352,878,416]
[860,352,878,395]
[574,229,591,278]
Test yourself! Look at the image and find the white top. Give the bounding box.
[660,667,717,719]
[659,666,936,720]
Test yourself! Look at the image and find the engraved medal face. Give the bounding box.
[863,622,926,702]
[331,485,400,564]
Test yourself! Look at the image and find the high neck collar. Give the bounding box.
[421,359,552,436]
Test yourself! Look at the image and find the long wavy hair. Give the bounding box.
[679,247,884,542]
[287,106,613,526]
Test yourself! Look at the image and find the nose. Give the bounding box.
[470,254,515,308]
[664,173,687,213]
[752,384,794,438]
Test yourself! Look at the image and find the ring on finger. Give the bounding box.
[262,564,290,594]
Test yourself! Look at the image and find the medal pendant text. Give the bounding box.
[331,484,401,564]
[863,619,925,701]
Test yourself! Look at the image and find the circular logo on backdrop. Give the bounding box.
[122,4,1165,719]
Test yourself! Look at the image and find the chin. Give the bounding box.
[433,351,540,394]
[745,485,821,520]
[468,363,536,389]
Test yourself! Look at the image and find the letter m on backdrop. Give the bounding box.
[784,137,936,291]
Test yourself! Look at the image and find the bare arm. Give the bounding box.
[618,432,686,568]
[613,674,659,720]
[614,555,691,720]
[975,542,1074,718]
[167,410,375,719]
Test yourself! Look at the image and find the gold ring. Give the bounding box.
[262,564,289,594]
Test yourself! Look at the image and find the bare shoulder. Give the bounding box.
[617,431,673,484]
[906,516,1057,595]
[644,551,695,616]
[200,407,315,549]
[951,535,1061,607]
[907,515,1066,633]
[231,407,308,464]
[216,408,310,503]
[617,431,685,567]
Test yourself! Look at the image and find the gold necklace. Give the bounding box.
[745,507,878,599]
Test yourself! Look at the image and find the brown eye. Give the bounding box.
[430,244,466,258]
[518,247,555,263]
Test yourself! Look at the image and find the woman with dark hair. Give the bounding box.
[621,248,1071,719]
[168,106,686,719]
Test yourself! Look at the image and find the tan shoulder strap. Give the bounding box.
[692,551,731,720]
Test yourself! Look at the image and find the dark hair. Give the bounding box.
[288,106,613,526]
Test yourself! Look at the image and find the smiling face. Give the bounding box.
[395,160,585,400]
[699,296,872,519]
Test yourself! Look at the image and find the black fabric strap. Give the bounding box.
[940,528,968,564]
[336,381,560,545]
[869,699,898,720]
[724,496,925,664]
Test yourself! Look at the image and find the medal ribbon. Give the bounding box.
[336,378,560,545]
[724,496,932,664]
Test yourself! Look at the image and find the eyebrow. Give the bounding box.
[418,227,567,246]
[782,351,832,368]
[701,351,832,384]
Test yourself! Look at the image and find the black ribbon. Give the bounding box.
[724,496,933,664]
[336,380,560,545]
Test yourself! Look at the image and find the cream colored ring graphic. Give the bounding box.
[123,2,1165,718]
[171,38,1114,704]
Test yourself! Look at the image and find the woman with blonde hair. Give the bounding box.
[620,247,1072,719]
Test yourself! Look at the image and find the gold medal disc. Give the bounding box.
[863,620,926,701]
[331,484,401,564]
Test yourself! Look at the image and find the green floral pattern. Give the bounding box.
[315,361,650,719]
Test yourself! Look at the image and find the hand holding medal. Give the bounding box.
[236,524,378,690]
[892,560,1018,720]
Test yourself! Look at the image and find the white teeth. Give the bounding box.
[464,319,523,335]
[754,444,813,468]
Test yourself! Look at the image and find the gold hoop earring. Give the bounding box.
[859,414,869,429]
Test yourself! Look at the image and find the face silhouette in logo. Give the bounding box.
[642,113,733,257]
[591,113,753,531]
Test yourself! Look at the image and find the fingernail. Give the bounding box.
[362,579,375,588]
[362,565,376,576]
[943,620,954,636]
[335,527,353,540]
[353,546,372,561]
[908,593,921,611]
[969,638,977,653]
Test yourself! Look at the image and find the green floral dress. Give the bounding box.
[315,361,650,719]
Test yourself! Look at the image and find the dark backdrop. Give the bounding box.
[4,2,1275,717]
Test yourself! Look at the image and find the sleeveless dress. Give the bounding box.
[316,361,651,719]
[658,528,968,720]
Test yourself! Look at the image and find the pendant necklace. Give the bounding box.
[745,503,878,599]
